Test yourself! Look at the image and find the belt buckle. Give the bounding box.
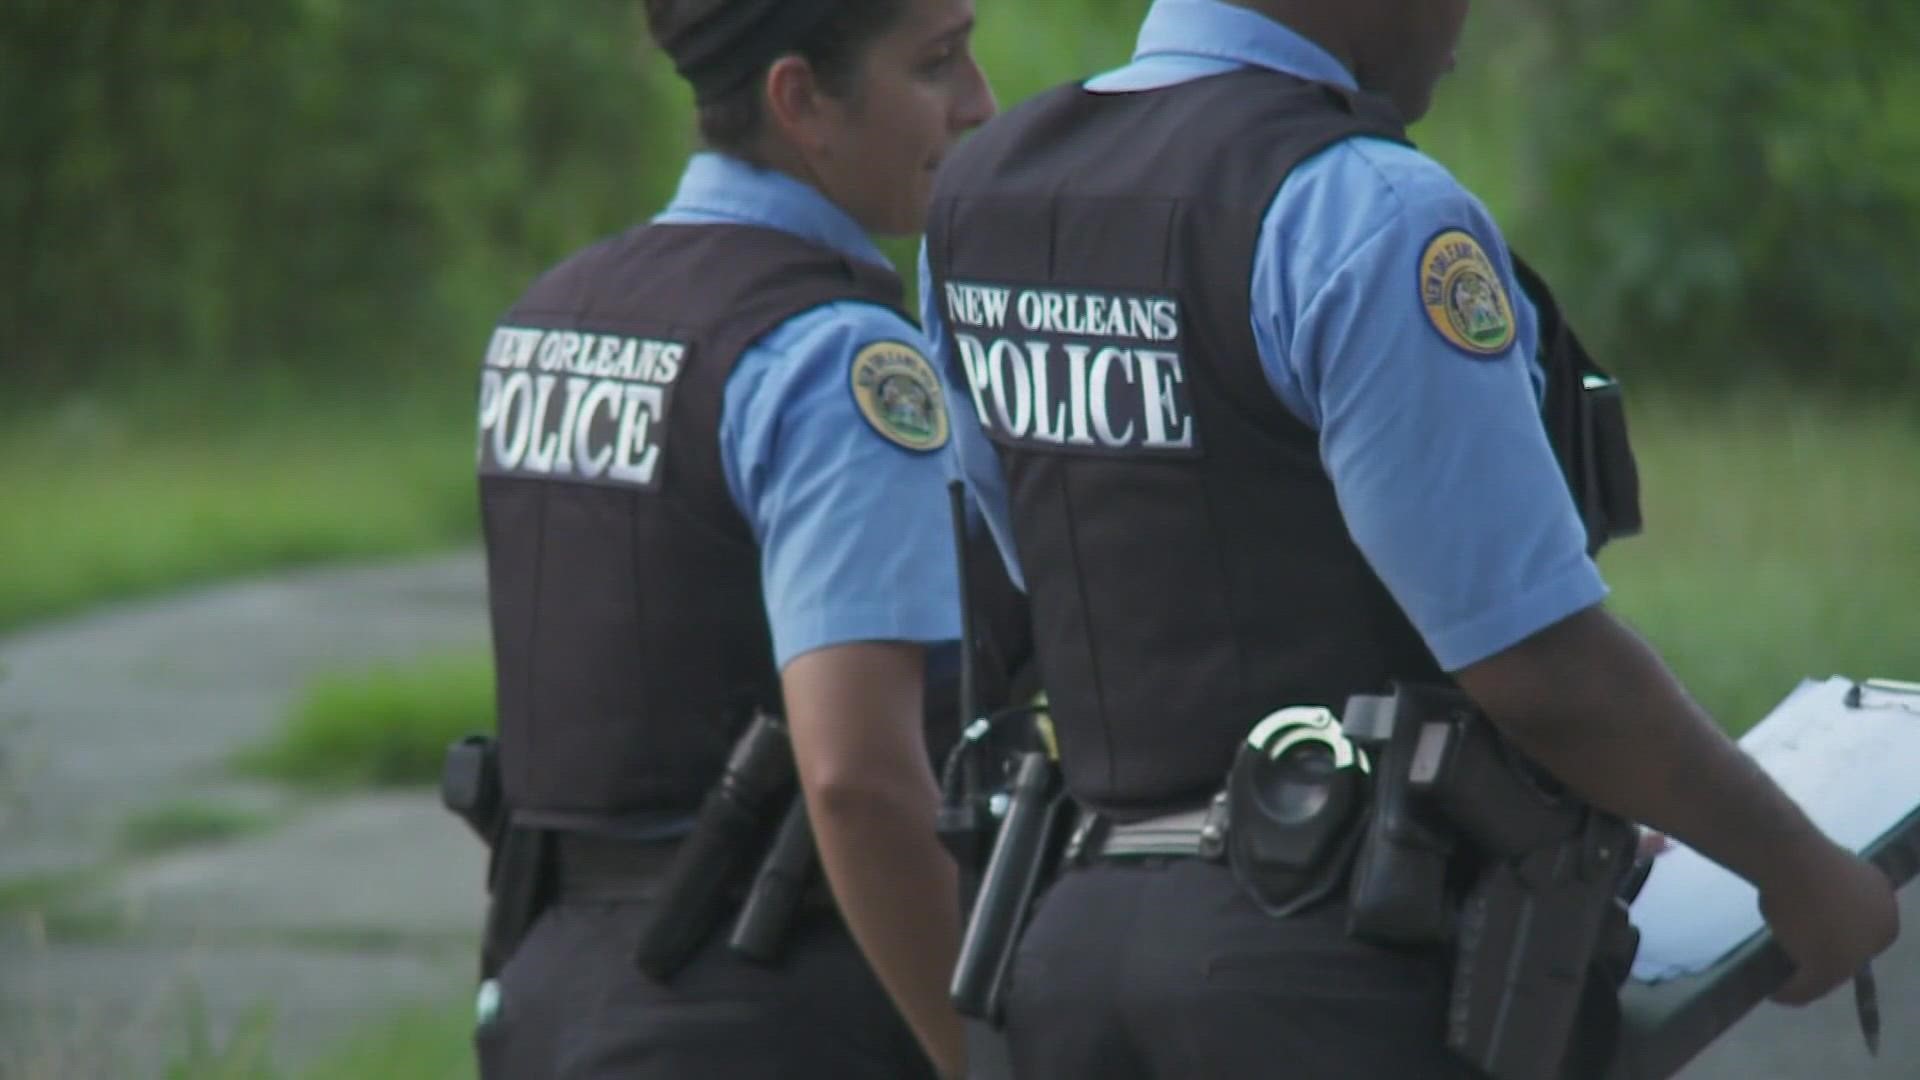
[1198,790,1230,861]
[1065,809,1105,864]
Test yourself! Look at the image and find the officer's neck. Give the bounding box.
[747,137,814,189]
[729,136,843,219]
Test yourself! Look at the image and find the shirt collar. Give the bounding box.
[1126,0,1358,89]
[656,152,891,270]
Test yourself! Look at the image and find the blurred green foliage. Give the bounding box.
[7,0,1913,399]
[1,0,690,394]
[1520,0,1920,389]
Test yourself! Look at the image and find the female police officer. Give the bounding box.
[471,1,994,1076]
[922,0,1897,1075]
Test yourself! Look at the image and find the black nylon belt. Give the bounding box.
[553,831,680,902]
[552,831,835,911]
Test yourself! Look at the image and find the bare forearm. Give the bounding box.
[782,642,966,1077]
[808,777,964,1075]
[1457,607,1825,890]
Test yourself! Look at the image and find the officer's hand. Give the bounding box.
[1759,836,1898,1006]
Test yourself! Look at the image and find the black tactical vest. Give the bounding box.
[927,70,1635,819]
[478,224,908,822]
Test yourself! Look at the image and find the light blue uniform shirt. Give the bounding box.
[923,0,1606,671]
[657,153,960,669]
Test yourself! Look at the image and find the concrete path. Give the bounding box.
[0,552,1911,1078]
[0,555,490,1078]
[1680,936,1916,1079]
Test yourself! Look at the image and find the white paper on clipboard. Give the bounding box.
[1627,675,1920,983]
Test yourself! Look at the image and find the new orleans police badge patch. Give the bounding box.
[850,340,949,452]
[1419,229,1516,358]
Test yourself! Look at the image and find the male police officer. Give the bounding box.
[470,1,998,1077]
[921,0,1898,1075]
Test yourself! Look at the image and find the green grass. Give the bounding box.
[119,800,276,857]
[163,991,279,1080]
[0,391,478,634]
[147,995,474,1080]
[149,994,477,1080]
[153,992,475,1080]
[1602,393,1920,731]
[297,1000,474,1080]
[235,654,494,789]
[0,870,97,918]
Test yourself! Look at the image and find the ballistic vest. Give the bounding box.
[926,70,1636,818]
[478,224,963,823]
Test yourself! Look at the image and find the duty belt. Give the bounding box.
[1068,793,1230,861]
[552,831,835,911]
[552,831,680,902]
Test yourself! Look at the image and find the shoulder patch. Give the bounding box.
[1418,229,1517,358]
[849,340,949,452]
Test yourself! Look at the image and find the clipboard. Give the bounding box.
[1608,677,1920,1079]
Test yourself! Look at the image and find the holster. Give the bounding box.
[726,794,818,966]
[632,712,796,982]
[441,734,505,845]
[1448,814,1637,1080]
[1344,686,1465,945]
[1340,686,1640,1080]
[949,750,1073,1026]
[442,735,553,980]
[480,823,554,980]
[938,705,1055,916]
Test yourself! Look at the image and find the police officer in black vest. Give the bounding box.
[467,1,1000,1076]
[920,0,1898,1076]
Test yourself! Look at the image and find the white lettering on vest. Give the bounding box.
[608,384,665,486]
[477,325,686,489]
[987,338,1034,437]
[942,281,1196,457]
[1135,349,1194,449]
[1089,347,1137,447]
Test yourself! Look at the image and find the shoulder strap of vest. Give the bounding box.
[1312,79,1413,140]
[504,223,912,554]
[1182,71,1417,446]
[676,225,911,548]
[690,225,909,364]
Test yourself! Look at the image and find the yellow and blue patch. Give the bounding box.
[1418,229,1516,358]
[849,340,949,452]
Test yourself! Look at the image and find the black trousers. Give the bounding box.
[478,897,937,1080]
[1002,858,1485,1079]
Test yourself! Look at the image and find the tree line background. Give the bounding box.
[5,0,1917,403]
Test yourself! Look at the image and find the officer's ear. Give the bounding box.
[762,53,837,155]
